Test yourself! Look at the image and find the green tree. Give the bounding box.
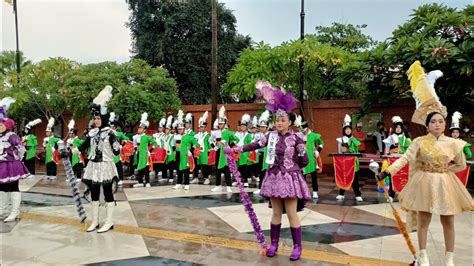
[223,36,360,102]
[126,0,251,104]
[313,22,376,52]
[66,59,181,128]
[0,50,31,90]
[371,3,474,114]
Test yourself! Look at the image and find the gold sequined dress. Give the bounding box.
[387,133,472,215]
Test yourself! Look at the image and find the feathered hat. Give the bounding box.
[0,97,16,129]
[450,111,462,131]
[239,113,251,127]
[198,111,208,128]
[25,118,42,130]
[392,116,403,127]
[251,116,258,128]
[185,113,193,124]
[139,112,149,129]
[158,117,166,128]
[109,112,118,127]
[46,117,55,132]
[258,110,270,127]
[213,118,219,130]
[407,61,447,125]
[67,119,77,134]
[91,85,113,127]
[218,106,227,124]
[294,115,303,128]
[176,110,185,129]
[255,81,297,117]
[342,114,352,129]
[165,115,173,129]
[0,97,15,122]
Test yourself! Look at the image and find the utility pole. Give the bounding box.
[13,0,21,76]
[211,0,218,123]
[298,0,305,120]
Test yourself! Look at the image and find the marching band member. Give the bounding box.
[44,118,60,180]
[232,81,310,261]
[335,114,363,202]
[132,113,158,188]
[194,112,212,185]
[211,106,238,193]
[109,112,130,186]
[382,116,412,200]
[73,86,120,233]
[67,119,85,182]
[300,120,324,199]
[21,118,41,175]
[377,62,473,266]
[0,97,30,222]
[173,111,198,190]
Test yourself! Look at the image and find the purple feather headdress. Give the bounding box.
[256,81,297,116]
[0,106,6,121]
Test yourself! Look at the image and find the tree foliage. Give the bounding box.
[3,57,181,131]
[313,22,376,52]
[126,0,251,104]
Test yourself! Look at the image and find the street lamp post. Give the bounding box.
[13,0,21,75]
[298,0,305,121]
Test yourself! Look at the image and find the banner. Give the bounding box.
[388,157,409,192]
[193,145,201,158]
[208,149,216,165]
[150,147,167,163]
[121,142,134,163]
[248,151,257,163]
[455,166,471,186]
[333,156,356,190]
[317,156,323,174]
[188,153,195,172]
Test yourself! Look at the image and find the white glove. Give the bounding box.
[314,150,319,159]
[72,148,80,155]
[187,150,192,157]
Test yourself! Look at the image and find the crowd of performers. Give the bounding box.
[0,61,473,264]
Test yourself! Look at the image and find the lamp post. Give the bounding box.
[298,0,305,120]
[13,0,21,75]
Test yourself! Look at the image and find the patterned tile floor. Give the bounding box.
[1,167,473,265]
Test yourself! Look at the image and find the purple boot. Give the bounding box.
[266,223,281,257]
[289,226,302,261]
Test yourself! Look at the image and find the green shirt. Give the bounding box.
[45,136,60,164]
[464,143,472,159]
[179,134,198,170]
[136,134,158,170]
[236,132,252,166]
[337,136,361,172]
[70,137,85,166]
[195,132,211,165]
[303,131,324,175]
[24,134,38,160]
[218,129,240,169]
[114,130,130,164]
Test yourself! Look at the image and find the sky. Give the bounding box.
[1,0,470,64]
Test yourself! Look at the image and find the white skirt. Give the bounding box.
[83,161,118,184]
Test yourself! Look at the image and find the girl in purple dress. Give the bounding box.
[233,82,310,261]
[0,97,30,222]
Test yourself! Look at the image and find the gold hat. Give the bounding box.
[407,61,447,125]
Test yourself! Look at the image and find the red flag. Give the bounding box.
[455,166,471,186]
[150,147,167,163]
[388,157,409,192]
[333,156,356,190]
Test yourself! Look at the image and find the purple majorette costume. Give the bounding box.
[0,97,30,223]
[233,81,310,261]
